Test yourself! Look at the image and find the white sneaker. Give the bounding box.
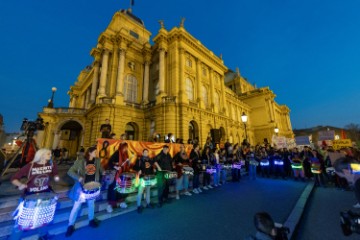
[176,195,180,200]
[208,185,213,189]
[184,191,192,196]
[193,189,199,194]
[106,205,113,213]
[203,186,209,190]
[214,184,218,187]
[353,203,360,208]
[120,202,128,209]
[218,183,222,186]
[198,188,203,193]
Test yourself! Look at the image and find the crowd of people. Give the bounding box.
[7,132,360,240]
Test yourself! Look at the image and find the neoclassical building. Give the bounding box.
[39,9,293,158]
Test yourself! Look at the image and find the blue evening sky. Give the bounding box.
[1,0,359,133]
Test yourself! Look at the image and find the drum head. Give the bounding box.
[83,181,101,190]
[25,192,56,201]
[144,175,155,180]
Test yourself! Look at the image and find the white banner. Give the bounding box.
[318,130,335,141]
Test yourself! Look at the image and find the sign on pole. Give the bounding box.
[295,136,310,146]
[318,131,335,141]
[332,139,352,150]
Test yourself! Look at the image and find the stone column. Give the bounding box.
[196,58,203,108]
[220,75,226,114]
[90,60,100,102]
[159,48,166,95]
[98,49,109,97]
[116,48,126,96]
[35,130,45,148]
[178,48,185,103]
[52,132,61,149]
[209,69,215,111]
[110,45,119,97]
[143,61,150,103]
[85,88,91,108]
[69,96,75,108]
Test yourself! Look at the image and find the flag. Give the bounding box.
[131,0,134,6]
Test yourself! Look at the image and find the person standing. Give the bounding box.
[10,148,60,240]
[174,144,192,199]
[190,144,202,194]
[106,142,130,212]
[65,146,104,237]
[133,149,155,213]
[153,145,174,207]
[99,119,112,139]
[201,146,213,189]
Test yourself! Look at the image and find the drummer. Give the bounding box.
[65,146,104,237]
[10,148,60,240]
[133,149,155,213]
[174,144,192,200]
[201,146,213,189]
[153,145,174,207]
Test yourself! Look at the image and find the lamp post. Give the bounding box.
[47,87,57,108]
[241,112,248,141]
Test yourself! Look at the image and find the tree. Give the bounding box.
[345,123,360,143]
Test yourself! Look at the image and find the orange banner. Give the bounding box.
[96,139,193,169]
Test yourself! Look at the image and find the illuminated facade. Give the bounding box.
[39,9,293,157]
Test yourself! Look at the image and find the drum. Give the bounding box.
[206,166,217,174]
[249,160,259,166]
[115,173,136,194]
[163,171,178,180]
[15,192,58,230]
[311,163,322,174]
[201,164,207,172]
[291,160,302,169]
[232,163,242,169]
[82,181,101,200]
[183,166,194,175]
[326,167,335,176]
[222,164,232,170]
[143,175,157,187]
[260,159,269,167]
[274,160,284,166]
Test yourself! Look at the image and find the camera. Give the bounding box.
[340,210,360,236]
[20,117,45,136]
[275,226,290,240]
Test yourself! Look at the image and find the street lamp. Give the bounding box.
[241,112,248,141]
[47,87,57,108]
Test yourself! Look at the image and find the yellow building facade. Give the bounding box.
[39,9,293,158]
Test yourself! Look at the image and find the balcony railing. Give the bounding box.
[43,107,86,114]
[162,96,176,103]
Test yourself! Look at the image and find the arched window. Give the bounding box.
[124,75,137,102]
[186,78,194,101]
[202,86,208,107]
[214,92,220,108]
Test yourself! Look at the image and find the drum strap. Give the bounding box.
[13,201,24,220]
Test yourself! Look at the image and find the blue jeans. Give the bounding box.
[193,174,200,189]
[68,199,95,226]
[220,169,227,183]
[213,169,220,185]
[249,164,257,180]
[137,185,151,206]
[176,174,190,191]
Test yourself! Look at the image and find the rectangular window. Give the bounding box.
[130,30,139,39]
[186,59,192,68]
